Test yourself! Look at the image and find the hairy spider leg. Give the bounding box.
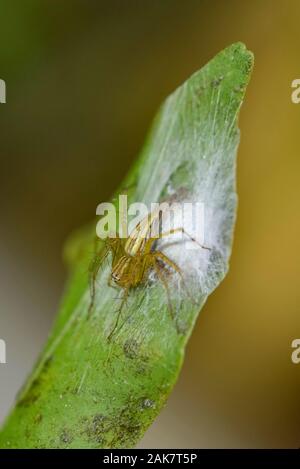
[152,251,192,333]
[158,227,211,251]
[106,254,148,341]
[107,282,130,342]
[148,226,210,305]
[88,236,124,314]
[152,257,177,325]
[153,250,198,307]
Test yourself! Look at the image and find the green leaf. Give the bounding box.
[0,42,253,449]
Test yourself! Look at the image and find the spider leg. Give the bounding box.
[88,235,125,314]
[159,227,211,250]
[107,286,130,342]
[152,257,179,331]
[153,250,181,274]
[83,236,104,276]
[153,251,197,306]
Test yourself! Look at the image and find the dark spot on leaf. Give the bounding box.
[211,76,224,87]
[140,398,156,410]
[123,339,140,359]
[85,414,110,445]
[60,429,73,445]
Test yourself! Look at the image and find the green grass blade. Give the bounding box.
[0,42,253,449]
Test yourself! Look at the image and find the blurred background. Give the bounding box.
[0,0,299,448]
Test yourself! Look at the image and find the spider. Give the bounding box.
[88,207,210,340]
